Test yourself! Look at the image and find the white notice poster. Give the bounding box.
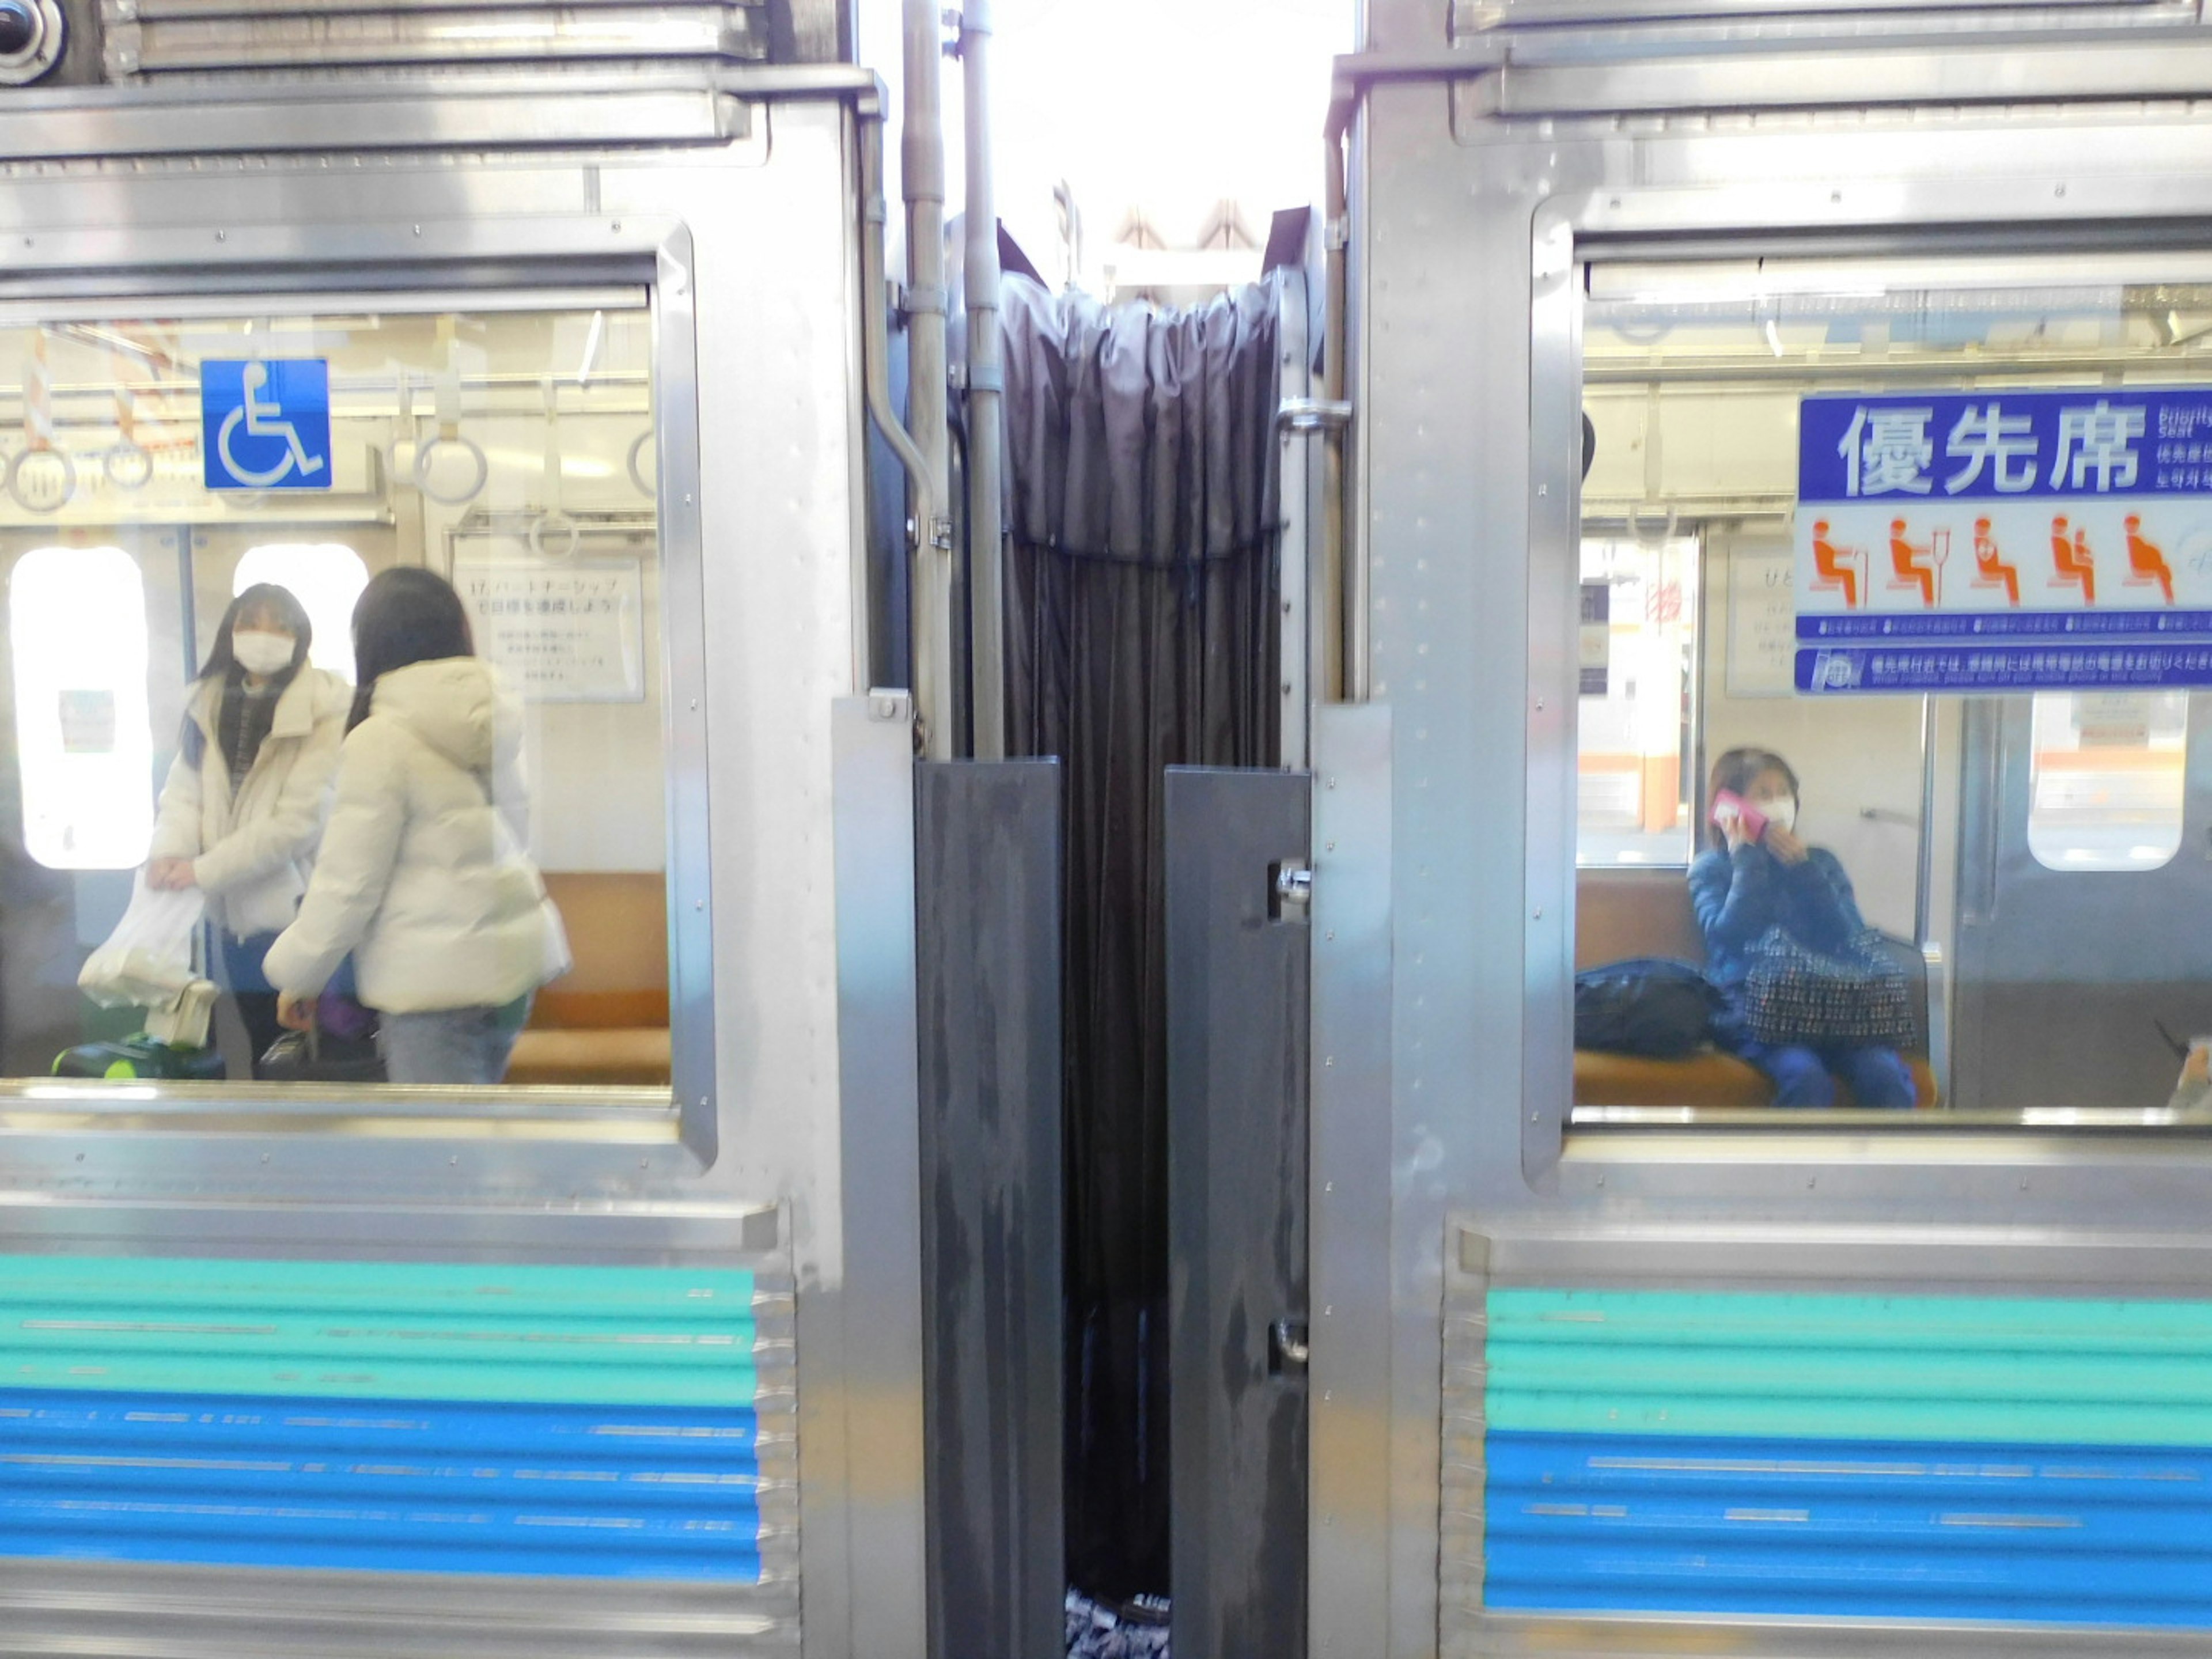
[452,559,645,703]
[1726,541,1797,698]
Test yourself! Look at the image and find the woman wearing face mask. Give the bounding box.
[1687,746,1918,1109]
[263,567,568,1086]
[145,584,351,1075]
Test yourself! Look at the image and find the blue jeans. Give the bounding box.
[378,1002,526,1086]
[1736,1039,1916,1109]
[220,931,360,1080]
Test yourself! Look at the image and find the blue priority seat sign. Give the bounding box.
[200,358,332,491]
[1794,388,2212,692]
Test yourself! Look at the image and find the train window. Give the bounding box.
[9,544,154,869]
[1577,533,1698,866]
[231,544,368,679]
[0,296,688,1108]
[2027,691,2187,872]
[1571,259,2212,1126]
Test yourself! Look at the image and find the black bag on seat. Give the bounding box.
[259,1027,386,1085]
[1574,957,1724,1058]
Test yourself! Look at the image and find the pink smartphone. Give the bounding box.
[1711,789,1769,842]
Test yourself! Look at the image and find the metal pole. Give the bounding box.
[859,96,934,703]
[961,0,1005,760]
[1916,692,1938,947]
[1322,88,1358,702]
[903,0,953,757]
[175,525,199,681]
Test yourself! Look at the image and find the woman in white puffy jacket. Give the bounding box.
[264,567,569,1085]
[146,583,350,1074]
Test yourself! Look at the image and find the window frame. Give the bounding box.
[0,220,716,1158]
[1532,218,2212,1164]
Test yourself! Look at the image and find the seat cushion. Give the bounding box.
[1574,1048,1939,1109]
[506,1027,672,1088]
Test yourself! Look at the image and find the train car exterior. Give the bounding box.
[1316,1,2212,1655]
[0,8,926,1658]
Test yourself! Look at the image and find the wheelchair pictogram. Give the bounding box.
[200,358,332,493]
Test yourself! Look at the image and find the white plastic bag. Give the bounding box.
[78,873,205,1010]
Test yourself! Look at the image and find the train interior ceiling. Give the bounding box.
[1575,258,2212,1120]
[0,298,673,1090]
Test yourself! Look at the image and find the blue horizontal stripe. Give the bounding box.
[0,1389,764,1581]
[1489,1430,2212,1627]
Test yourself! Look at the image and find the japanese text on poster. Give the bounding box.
[1727,543,1796,698]
[452,560,645,703]
[1796,388,2212,692]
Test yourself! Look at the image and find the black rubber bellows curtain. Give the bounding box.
[1000,274,1282,1601]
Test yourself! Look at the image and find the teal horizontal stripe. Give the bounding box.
[0,1255,759,1409]
[1490,1287,2212,1448]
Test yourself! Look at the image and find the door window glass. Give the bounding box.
[1572,261,2212,1124]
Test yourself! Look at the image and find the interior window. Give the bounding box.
[9,544,152,869]
[1572,260,2212,1124]
[1576,534,1698,867]
[231,543,368,679]
[2028,691,2187,872]
[0,298,675,1098]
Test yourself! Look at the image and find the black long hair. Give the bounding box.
[180,583,313,766]
[347,566,475,731]
[1705,746,1800,850]
[196,583,313,684]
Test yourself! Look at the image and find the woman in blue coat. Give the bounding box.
[1687,746,1916,1109]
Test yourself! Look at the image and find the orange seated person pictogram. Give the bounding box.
[1971,517,2020,606]
[2124,514,2176,604]
[1888,518,1938,607]
[2049,514,2096,604]
[1810,519,1863,609]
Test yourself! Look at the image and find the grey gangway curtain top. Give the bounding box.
[999,273,1282,1600]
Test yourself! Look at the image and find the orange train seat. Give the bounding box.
[505,871,672,1088]
[1574,866,1938,1109]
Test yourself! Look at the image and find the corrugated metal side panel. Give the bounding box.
[1448,0,2191,44]
[1440,1251,1486,1659]
[99,0,770,78]
[1480,1286,2212,1628]
[0,1254,782,1582]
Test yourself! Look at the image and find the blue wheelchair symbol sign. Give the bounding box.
[201,359,331,491]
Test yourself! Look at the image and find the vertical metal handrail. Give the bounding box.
[961,0,1005,760]
[858,94,933,713]
[903,0,953,756]
[1323,80,1359,703]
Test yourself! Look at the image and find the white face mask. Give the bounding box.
[1755,796,1798,834]
[232,630,296,677]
